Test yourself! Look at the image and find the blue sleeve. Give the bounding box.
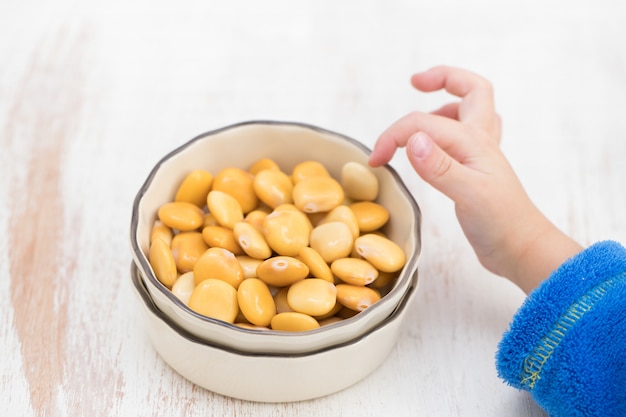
[496,240,626,417]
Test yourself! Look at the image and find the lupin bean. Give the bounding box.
[171,231,209,273]
[336,284,381,311]
[349,201,390,232]
[273,287,294,313]
[175,169,214,208]
[287,278,337,316]
[237,278,276,327]
[270,312,320,332]
[354,233,406,273]
[193,247,245,289]
[309,221,354,263]
[212,167,258,213]
[293,176,344,213]
[233,221,272,259]
[291,160,330,184]
[171,271,195,304]
[256,256,309,287]
[150,220,173,246]
[331,257,379,286]
[206,190,244,229]
[188,278,239,323]
[341,162,379,201]
[249,157,280,175]
[244,209,269,232]
[263,209,310,257]
[253,169,293,208]
[318,205,360,239]
[158,201,204,232]
[236,255,264,278]
[147,156,408,332]
[297,246,334,283]
[202,226,244,255]
[149,238,177,289]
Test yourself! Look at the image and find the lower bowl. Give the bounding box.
[131,263,419,403]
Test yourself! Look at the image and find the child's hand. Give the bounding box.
[369,66,582,293]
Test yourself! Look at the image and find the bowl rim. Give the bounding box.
[129,120,422,339]
[131,262,420,358]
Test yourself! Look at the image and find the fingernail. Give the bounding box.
[409,132,432,160]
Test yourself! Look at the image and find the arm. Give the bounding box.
[368,65,582,293]
[370,66,626,416]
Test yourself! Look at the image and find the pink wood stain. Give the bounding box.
[4,27,122,416]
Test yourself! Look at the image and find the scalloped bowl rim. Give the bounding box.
[129,120,421,353]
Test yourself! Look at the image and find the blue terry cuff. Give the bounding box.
[496,240,626,417]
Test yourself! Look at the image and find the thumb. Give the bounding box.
[406,132,468,200]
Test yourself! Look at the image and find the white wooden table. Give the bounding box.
[2,1,625,415]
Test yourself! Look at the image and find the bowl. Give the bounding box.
[130,121,421,353]
[130,262,420,402]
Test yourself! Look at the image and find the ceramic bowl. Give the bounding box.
[130,262,419,402]
[130,121,421,354]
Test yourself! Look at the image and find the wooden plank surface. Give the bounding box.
[1,1,625,415]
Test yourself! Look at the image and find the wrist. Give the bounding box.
[509,213,583,293]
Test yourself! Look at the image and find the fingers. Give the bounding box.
[411,65,496,133]
[431,102,459,119]
[369,111,472,167]
[405,132,469,200]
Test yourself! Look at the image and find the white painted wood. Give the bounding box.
[1,1,625,415]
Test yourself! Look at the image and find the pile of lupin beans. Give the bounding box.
[148,158,406,332]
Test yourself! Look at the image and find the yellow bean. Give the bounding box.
[292,176,344,213]
[297,246,333,283]
[237,278,277,327]
[236,255,264,278]
[270,312,320,332]
[349,201,389,232]
[368,270,398,290]
[212,167,258,213]
[253,169,293,208]
[336,284,381,311]
[309,221,354,263]
[193,247,245,289]
[188,278,239,323]
[318,316,344,327]
[150,220,173,246]
[313,300,344,321]
[206,190,244,229]
[171,271,195,305]
[256,256,309,287]
[274,204,313,232]
[341,162,379,201]
[318,205,360,239]
[157,201,204,232]
[287,279,337,316]
[171,231,209,273]
[354,233,406,273]
[201,226,244,255]
[249,157,280,175]
[203,213,219,228]
[331,257,378,286]
[306,211,327,227]
[244,209,268,232]
[291,160,330,184]
[273,287,294,313]
[263,209,310,257]
[233,221,272,259]
[336,306,359,319]
[175,169,214,208]
[148,238,178,289]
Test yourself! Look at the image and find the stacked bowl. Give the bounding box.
[129,121,421,402]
